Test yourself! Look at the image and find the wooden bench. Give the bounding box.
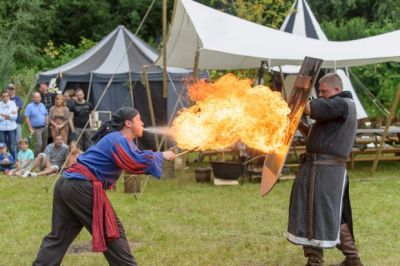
[350,147,400,169]
[285,145,400,170]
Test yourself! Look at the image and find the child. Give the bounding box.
[65,140,82,168]
[8,138,34,176]
[0,143,15,174]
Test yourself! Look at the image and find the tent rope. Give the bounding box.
[348,69,389,116]
[157,72,188,151]
[86,72,94,101]
[45,0,157,192]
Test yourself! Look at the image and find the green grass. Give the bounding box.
[0,161,399,265]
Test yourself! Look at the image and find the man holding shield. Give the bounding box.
[287,73,363,266]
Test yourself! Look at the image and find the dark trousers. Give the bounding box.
[74,127,92,151]
[33,178,136,266]
[33,126,48,156]
[0,129,17,158]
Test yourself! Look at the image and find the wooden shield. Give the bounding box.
[260,57,323,196]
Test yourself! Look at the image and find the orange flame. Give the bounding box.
[172,74,291,153]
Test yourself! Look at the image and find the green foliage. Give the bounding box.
[0,0,56,67]
[8,38,97,98]
[37,37,97,71]
[0,33,15,89]
[351,63,400,117]
[307,0,400,118]
[308,0,400,25]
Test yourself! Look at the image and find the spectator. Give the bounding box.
[70,88,94,151]
[8,138,34,176]
[63,89,76,143]
[0,142,15,173]
[38,82,56,111]
[25,92,48,156]
[49,95,73,144]
[6,84,23,143]
[64,140,81,168]
[63,89,76,109]
[0,90,18,158]
[23,135,68,177]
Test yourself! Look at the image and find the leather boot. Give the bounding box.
[304,246,324,266]
[331,223,363,266]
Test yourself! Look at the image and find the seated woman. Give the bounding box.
[0,142,15,174]
[8,138,34,176]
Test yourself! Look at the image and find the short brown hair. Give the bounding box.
[319,73,343,91]
[18,138,29,145]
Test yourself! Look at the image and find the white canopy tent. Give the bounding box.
[156,0,400,70]
[279,0,368,119]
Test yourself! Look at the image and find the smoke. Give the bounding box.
[143,126,173,136]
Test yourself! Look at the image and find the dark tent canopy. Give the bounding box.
[37,25,207,150]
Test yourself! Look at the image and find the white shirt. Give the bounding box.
[0,100,17,131]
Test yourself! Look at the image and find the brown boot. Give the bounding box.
[304,246,324,266]
[331,224,363,266]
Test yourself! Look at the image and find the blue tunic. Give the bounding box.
[63,131,164,188]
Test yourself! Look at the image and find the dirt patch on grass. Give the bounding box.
[67,240,142,254]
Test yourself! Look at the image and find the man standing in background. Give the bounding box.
[70,88,94,151]
[25,92,48,156]
[38,82,56,111]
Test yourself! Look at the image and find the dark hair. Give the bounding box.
[91,107,139,144]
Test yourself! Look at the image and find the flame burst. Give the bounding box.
[172,74,291,153]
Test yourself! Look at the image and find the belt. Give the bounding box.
[33,126,45,129]
[305,153,348,240]
[306,153,348,166]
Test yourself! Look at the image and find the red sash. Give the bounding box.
[66,163,119,252]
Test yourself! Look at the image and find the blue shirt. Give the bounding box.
[10,96,23,124]
[63,131,164,188]
[24,102,48,127]
[0,151,15,164]
[17,149,34,169]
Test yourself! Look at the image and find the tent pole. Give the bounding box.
[162,0,168,98]
[128,72,134,108]
[192,48,200,81]
[278,66,288,101]
[87,73,93,101]
[257,61,265,85]
[371,86,400,174]
[143,66,160,149]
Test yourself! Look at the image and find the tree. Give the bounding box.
[307,0,400,117]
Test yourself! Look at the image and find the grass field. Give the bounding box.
[0,161,399,265]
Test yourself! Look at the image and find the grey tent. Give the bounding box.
[280,0,368,119]
[38,25,207,149]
